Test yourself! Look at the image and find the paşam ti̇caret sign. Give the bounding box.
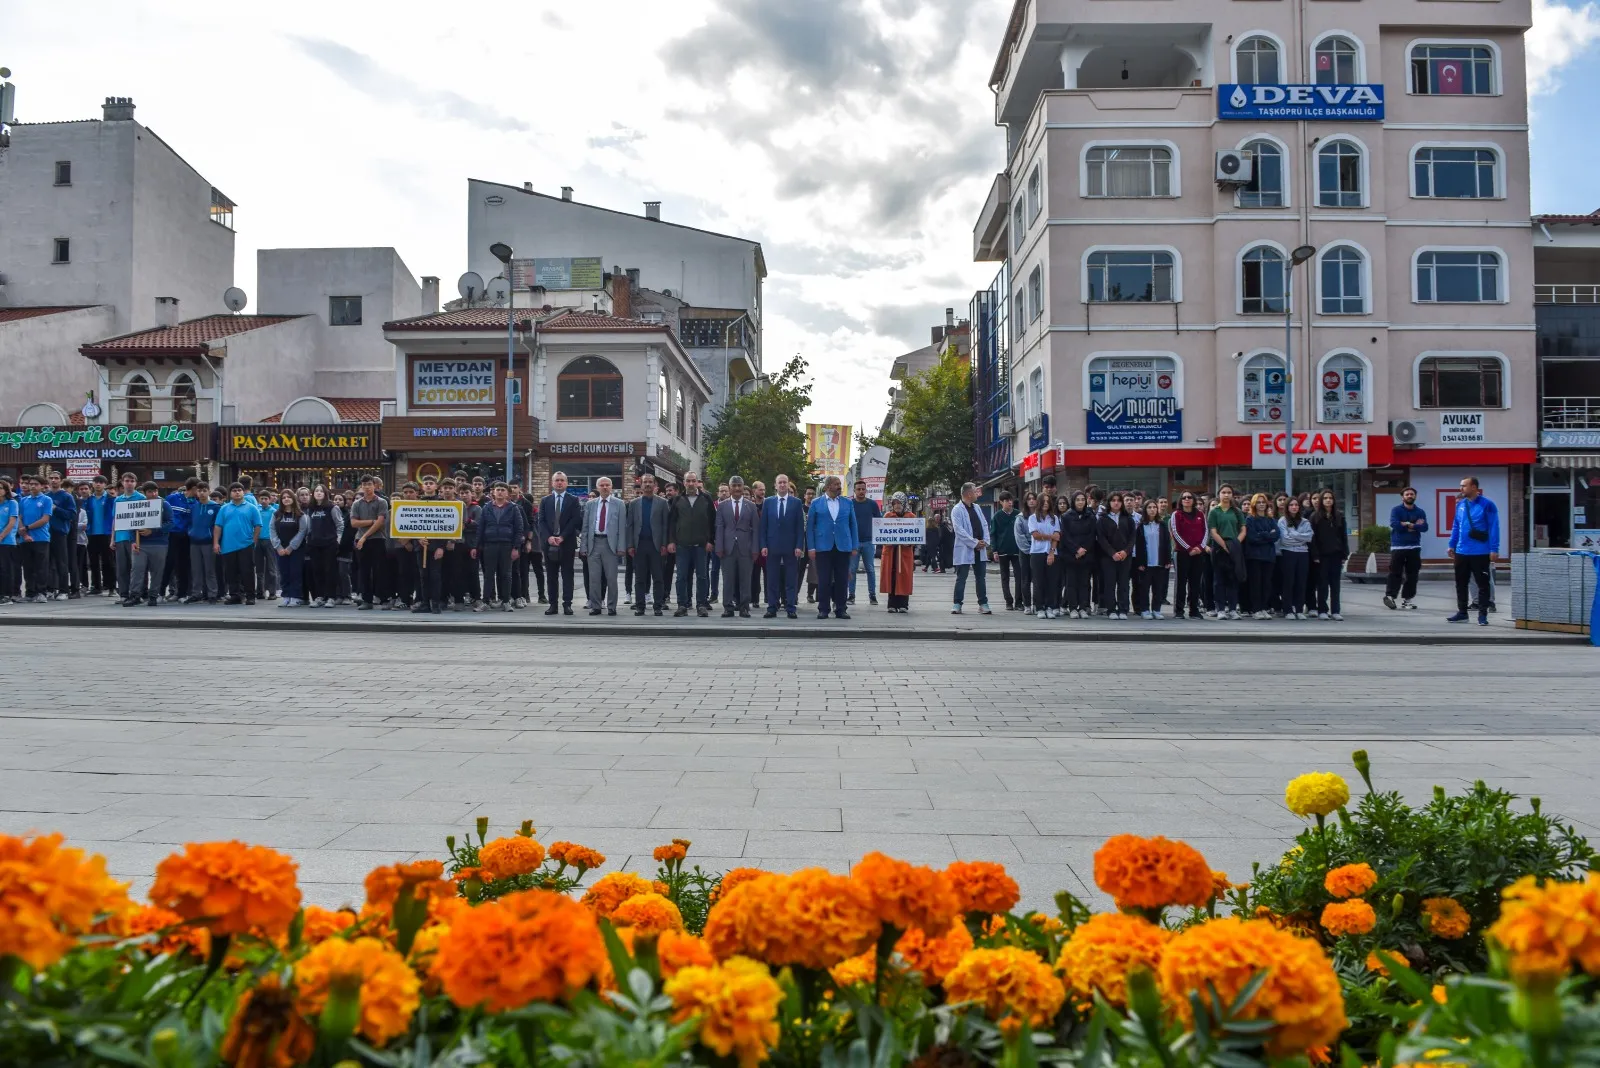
[1250,431,1368,470]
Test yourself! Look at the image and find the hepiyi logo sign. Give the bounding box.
[1251,430,1368,470]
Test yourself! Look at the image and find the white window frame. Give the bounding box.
[1314,135,1370,209]
[1409,142,1505,200]
[1027,164,1043,222]
[1081,244,1184,304]
[1027,264,1044,322]
[1079,139,1182,199]
[1411,245,1508,305]
[1014,382,1029,424]
[1315,241,1373,316]
[1238,349,1288,424]
[1406,38,1503,97]
[1011,199,1026,253]
[1314,349,1374,424]
[1028,367,1045,425]
[1234,133,1291,209]
[1309,31,1366,85]
[1237,240,1292,316]
[1082,352,1186,411]
[1231,31,1287,84]
[1411,351,1511,410]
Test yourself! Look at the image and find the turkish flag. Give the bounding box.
[1434,60,1464,94]
[1317,54,1332,71]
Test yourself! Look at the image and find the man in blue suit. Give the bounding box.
[537,471,583,615]
[806,474,859,620]
[760,473,805,618]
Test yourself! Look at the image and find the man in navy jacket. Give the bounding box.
[760,473,806,618]
[161,478,197,602]
[46,472,79,598]
[1383,487,1428,610]
[537,471,582,615]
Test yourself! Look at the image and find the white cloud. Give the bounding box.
[1529,0,1600,95]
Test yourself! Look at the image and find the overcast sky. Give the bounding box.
[8,0,1600,438]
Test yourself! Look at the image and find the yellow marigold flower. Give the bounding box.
[1093,835,1213,912]
[896,921,975,986]
[1486,874,1600,984]
[654,841,689,864]
[300,905,356,945]
[1421,897,1471,941]
[547,841,606,872]
[943,946,1066,1028]
[1321,899,1378,937]
[1325,863,1378,900]
[1431,984,1448,1005]
[294,936,420,1048]
[711,867,771,905]
[478,836,546,880]
[666,956,783,1068]
[0,833,129,970]
[1159,917,1347,1056]
[1284,773,1351,819]
[659,929,717,977]
[1057,913,1173,1009]
[149,841,300,940]
[945,860,1021,916]
[434,888,607,1011]
[1279,845,1304,874]
[703,868,879,970]
[113,903,211,960]
[611,892,684,936]
[582,871,660,919]
[829,952,876,987]
[219,973,315,1068]
[852,852,960,935]
[363,860,446,909]
[1031,914,1065,935]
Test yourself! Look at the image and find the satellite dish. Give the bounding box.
[0,68,11,79]
[487,277,511,304]
[223,287,248,312]
[457,271,485,302]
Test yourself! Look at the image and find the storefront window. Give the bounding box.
[1087,468,1166,500]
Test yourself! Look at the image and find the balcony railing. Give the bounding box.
[1535,284,1600,305]
[1543,396,1600,429]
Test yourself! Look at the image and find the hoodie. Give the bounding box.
[164,491,194,537]
[48,488,78,537]
[1388,503,1429,551]
[84,491,116,536]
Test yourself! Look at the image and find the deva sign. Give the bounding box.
[1218,83,1384,121]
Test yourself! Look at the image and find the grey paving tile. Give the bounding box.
[649,806,841,831]
[128,817,355,850]
[93,794,298,820]
[323,823,468,851]
[0,812,173,841]
[844,808,1038,835]
[277,798,478,824]
[756,789,933,810]
[742,831,957,864]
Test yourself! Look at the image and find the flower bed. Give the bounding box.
[2,751,1598,1067]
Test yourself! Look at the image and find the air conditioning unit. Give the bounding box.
[997,415,1015,436]
[1215,149,1253,186]
[1390,419,1427,446]
[1026,415,1043,436]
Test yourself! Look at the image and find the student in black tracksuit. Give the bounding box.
[1132,499,1172,618]
[1059,492,1097,619]
[1096,492,1137,619]
[303,487,343,607]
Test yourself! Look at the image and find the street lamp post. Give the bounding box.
[1284,244,1318,497]
[489,242,516,483]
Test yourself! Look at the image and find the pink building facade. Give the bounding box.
[973,0,1536,553]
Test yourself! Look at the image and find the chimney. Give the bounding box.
[609,267,632,319]
[102,96,136,122]
[644,201,661,221]
[561,186,573,201]
[154,296,179,329]
[420,276,441,315]
[625,267,640,295]
[945,307,955,328]
[523,181,533,192]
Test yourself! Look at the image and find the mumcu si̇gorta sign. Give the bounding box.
[1086,358,1182,444]
[1218,84,1384,121]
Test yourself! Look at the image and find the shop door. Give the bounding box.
[1532,467,1573,548]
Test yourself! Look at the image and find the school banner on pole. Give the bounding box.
[859,444,891,505]
[806,423,852,481]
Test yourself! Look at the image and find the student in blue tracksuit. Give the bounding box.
[111,471,146,601]
[214,483,263,605]
[0,480,20,603]
[46,472,79,597]
[1383,487,1429,610]
[83,476,117,595]
[1447,476,1499,626]
[17,475,56,602]
[187,483,220,603]
[160,478,197,601]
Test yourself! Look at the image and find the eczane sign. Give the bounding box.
[1251,431,1368,470]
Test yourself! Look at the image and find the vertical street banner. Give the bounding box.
[806,423,853,481]
[859,445,891,504]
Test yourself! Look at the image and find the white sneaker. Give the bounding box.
[1317,612,1329,620]
[1205,610,1218,619]
[1331,612,1343,621]
[1401,600,1416,610]
[1139,610,1151,619]
[951,604,962,614]
[979,605,992,615]
[1036,609,1046,619]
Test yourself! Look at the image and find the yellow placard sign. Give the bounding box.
[390,500,464,539]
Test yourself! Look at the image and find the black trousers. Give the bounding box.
[997,553,1027,608]
[1173,552,1205,617]
[307,544,337,600]
[0,544,17,598]
[634,544,668,609]
[420,550,444,606]
[1062,554,1092,612]
[1313,555,1343,614]
[1279,552,1310,613]
[545,547,576,607]
[357,540,388,604]
[221,548,256,600]
[1386,549,1421,600]
[159,532,190,597]
[814,548,850,616]
[87,533,113,592]
[480,543,513,603]
[1454,554,1492,613]
[1245,559,1275,613]
[1099,556,1132,614]
[22,541,50,596]
[1029,553,1058,611]
[1134,566,1169,613]
[49,536,72,592]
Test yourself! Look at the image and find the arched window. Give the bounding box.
[556,356,623,419]
[1320,245,1368,314]
[124,375,153,424]
[1416,250,1502,303]
[1235,36,1280,85]
[1314,36,1360,84]
[170,374,198,423]
[1241,245,1288,314]
[1418,355,1504,408]
[1240,353,1288,423]
[1410,43,1496,95]
[1238,139,1285,208]
[674,387,686,439]
[690,404,699,451]
[658,370,670,427]
[1317,140,1364,207]
[1318,352,1370,423]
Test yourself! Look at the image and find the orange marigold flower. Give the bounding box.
[829,952,877,987]
[1365,950,1392,976]
[1211,871,1233,901]
[654,842,689,864]
[896,921,974,986]
[943,946,1066,1028]
[945,860,1021,916]
[852,852,960,935]
[1159,917,1347,1056]
[363,860,446,909]
[1324,863,1379,900]
[582,871,660,919]
[0,833,129,971]
[611,892,685,936]
[1057,913,1173,1009]
[659,929,717,977]
[703,869,879,970]
[1093,835,1213,912]
[300,905,356,945]
[294,936,420,1048]
[451,867,490,885]
[149,841,300,940]
[666,956,783,1068]
[1421,897,1472,941]
[433,889,607,1011]
[220,973,315,1068]
[1320,899,1378,937]
[1431,984,1448,1005]
[711,867,771,905]
[114,903,211,959]
[548,842,607,872]
[1486,874,1600,985]
[478,836,547,880]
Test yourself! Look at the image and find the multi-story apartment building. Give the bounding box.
[1531,212,1600,549]
[973,0,1537,554]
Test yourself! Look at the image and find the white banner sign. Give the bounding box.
[412,359,496,406]
[860,445,891,506]
[872,517,926,545]
[113,498,163,532]
[1250,430,1368,470]
[1438,411,1486,444]
[390,501,465,539]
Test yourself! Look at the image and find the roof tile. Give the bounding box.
[80,314,304,355]
[0,305,97,324]
[261,398,387,424]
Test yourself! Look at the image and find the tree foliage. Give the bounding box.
[702,353,817,489]
[881,347,975,496]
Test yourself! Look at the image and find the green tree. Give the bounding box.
[702,354,817,489]
[881,346,974,496]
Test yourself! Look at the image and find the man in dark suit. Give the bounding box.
[626,473,671,615]
[760,473,805,619]
[714,476,760,618]
[668,471,717,617]
[537,471,581,615]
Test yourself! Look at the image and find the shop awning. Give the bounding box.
[1538,454,1600,469]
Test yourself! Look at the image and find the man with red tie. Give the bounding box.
[580,477,626,616]
[715,476,759,618]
